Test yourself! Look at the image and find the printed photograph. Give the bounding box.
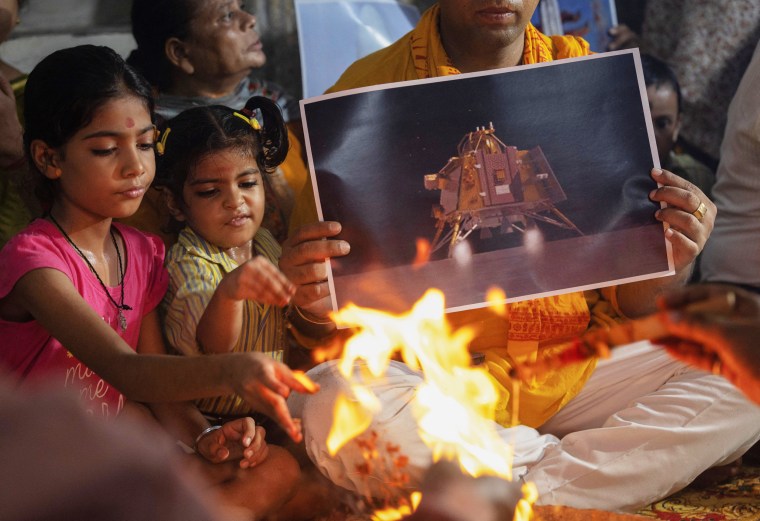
[301,50,673,313]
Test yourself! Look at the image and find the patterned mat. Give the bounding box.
[637,466,760,521]
[315,466,760,520]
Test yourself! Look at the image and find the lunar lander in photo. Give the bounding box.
[423,123,583,257]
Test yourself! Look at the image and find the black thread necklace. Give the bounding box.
[48,213,132,332]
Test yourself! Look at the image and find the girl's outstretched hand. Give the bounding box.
[231,353,318,443]
[196,417,270,469]
[197,257,295,354]
[221,256,295,308]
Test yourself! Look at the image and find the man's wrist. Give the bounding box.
[287,305,335,339]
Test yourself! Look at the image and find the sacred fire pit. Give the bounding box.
[305,289,651,521]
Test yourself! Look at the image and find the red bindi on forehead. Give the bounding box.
[125,117,135,128]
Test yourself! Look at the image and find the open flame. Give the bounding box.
[318,288,541,520]
[514,482,539,521]
[326,289,515,480]
[292,370,319,393]
[371,492,422,521]
[486,286,508,317]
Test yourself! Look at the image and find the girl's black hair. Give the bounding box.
[128,0,202,90]
[23,45,155,208]
[641,53,683,114]
[154,96,288,229]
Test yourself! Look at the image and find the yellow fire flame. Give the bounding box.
[486,286,508,317]
[292,370,319,393]
[326,289,514,480]
[370,492,423,521]
[327,389,379,456]
[513,482,539,521]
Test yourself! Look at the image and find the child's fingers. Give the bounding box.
[284,369,320,394]
[197,428,230,463]
[221,417,256,446]
[239,258,295,305]
[273,401,303,443]
[236,355,307,443]
[241,443,269,469]
[214,445,231,461]
[258,388,303,443]
[240,426,268,468]
[266,360,319,398]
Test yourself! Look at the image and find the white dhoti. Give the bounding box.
[527,340,760,511]
[289,342,760,511]
[287,360,557,498]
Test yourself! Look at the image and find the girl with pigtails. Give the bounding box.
[155,97,342,519]
[156,96,336,420]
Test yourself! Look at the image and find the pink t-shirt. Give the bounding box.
[0,220,168,418]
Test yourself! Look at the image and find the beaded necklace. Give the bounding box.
[48,213,132,332]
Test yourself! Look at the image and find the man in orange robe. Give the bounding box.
[289,1,760,511]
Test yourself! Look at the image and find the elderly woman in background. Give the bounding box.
[126,0,308,244]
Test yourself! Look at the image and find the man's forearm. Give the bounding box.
[616,263,694,318]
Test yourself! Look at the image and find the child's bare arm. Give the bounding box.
[196,256,294,354]
[9,268,315,441]
[138,318,270,467]
[147,400,269,467]
[136,314,214,451]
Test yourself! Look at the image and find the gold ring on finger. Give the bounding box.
[692,201,708,223]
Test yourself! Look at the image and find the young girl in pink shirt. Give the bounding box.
[0,44,324,518]
[0,44,312,432]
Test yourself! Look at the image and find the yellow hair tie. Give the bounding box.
[233,111,261,131]
[155,127,171,156]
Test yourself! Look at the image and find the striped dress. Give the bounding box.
[162,226,286,416]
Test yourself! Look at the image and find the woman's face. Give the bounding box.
[184,0,265,79]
